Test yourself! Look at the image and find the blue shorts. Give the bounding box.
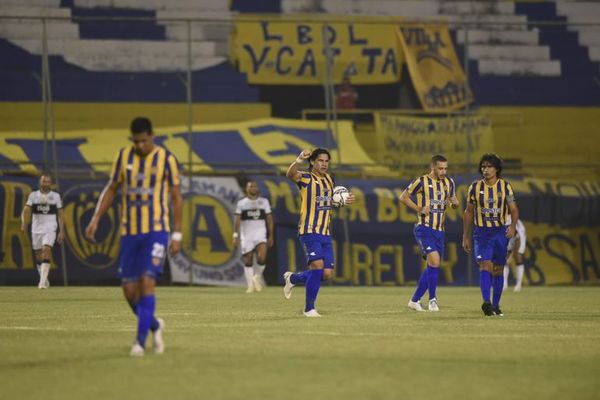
[299,233,334,269]
[473,226,509,266]
[119,231,169,283]
[414,224,445,259]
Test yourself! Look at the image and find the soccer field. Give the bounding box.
[1,286,599,400]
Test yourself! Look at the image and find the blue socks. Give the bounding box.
[290,270,310,285]
[136,295,156,347]
[480,270,491,302]
[305,269,324,312]
[492,275,504,307]
[426,266,439,299]
[411,268,429,302]
[128,298,159,332]
[411,266,440,302]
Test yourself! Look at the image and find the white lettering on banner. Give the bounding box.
[169,177,247,287]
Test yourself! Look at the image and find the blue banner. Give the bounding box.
[1,175,599,286]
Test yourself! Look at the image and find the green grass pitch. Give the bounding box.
[1,286,599,400]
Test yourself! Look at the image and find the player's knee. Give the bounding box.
[242,255,253,266]
[256,257,266,265]
[322,269,334,280]
[492,265,503,276]
[479,262,493,272]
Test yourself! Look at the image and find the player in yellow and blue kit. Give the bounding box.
[282,148,355,317]
[462,153,519,317]
[400,155,459,312]
[85,117,183,355]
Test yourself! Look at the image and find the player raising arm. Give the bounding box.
[282,149,355,317]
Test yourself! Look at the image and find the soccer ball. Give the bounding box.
[332,186,350,207]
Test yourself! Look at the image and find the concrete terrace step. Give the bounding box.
[0,7,71,17]
[156,10,232,41]
[73,0,229,12]
[63,53,225,71]
[588,46,600,62]
[455,29,540,45]
[321,0,439,17]
[445,14,529,30]
[576,27,600,47]
[478,59,561,76]
[0,21,79,39]
[468,45,551,61]
[11,38,227,58]
[439,1,515,16]
[556,1,600,18]
[1,0,61,7]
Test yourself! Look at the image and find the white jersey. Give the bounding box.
[235,196,271,243]
[26,190,62,234]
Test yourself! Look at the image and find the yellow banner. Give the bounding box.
[0,117,382,174]
[232,16,403,85]
[375,113,493,166]
[396,25,472,112]
[517,223,600,285]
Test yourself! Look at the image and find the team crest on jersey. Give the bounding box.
[169,177,246,285]
[62,184,120,269]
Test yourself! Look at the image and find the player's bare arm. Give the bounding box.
[286,149,311,182]
[462,202,474,253]
[449,195,459,209]
[57,208,65,244]
[169,185,183,256]
[21,205,31,232]
[266,213,274,248]
[85,181,120,242]
[506,200,519,239]
[399,188,429,215]
[233,214,241,248]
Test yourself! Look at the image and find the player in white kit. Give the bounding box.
[233,180,274,293]
[504,216,526,292]
[21,173,64,289]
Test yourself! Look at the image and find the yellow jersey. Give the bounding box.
[406,174,456,231]
[468,178,515,228]
[110,145,180,236]
[297,171,335,235]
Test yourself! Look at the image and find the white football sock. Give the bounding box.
[253,264,266,278]
[515,264,525,288]
[244,267,254,289]
[40,263,50,286]
[503,265,510,290]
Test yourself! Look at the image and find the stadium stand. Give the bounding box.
[0,0,257,101]
[0,0,598,105]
